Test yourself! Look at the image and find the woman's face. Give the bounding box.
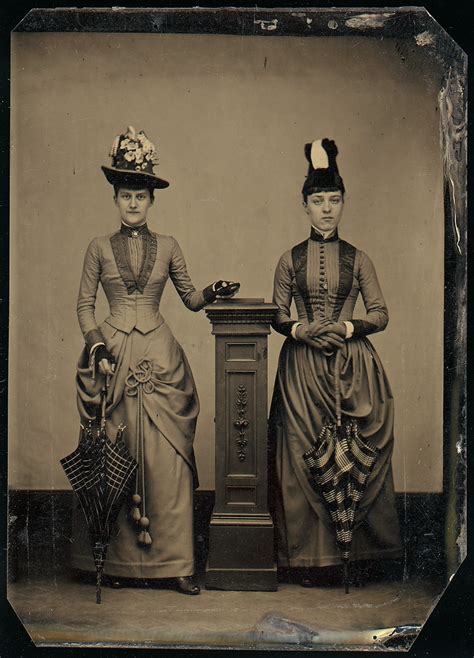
[304,190,344,233]
[115,187,154,226]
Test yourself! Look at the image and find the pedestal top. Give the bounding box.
[205,297,278,325]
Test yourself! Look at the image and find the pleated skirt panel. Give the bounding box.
[71,321,198,579]
[269,338,403,568]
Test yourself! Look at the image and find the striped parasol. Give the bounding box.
[303,349,379,592]
[60,377,138,603]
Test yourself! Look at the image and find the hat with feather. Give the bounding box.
[302,138,345,196]
[101,125,170,189]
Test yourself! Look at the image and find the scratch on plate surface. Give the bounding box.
[415,31,435,47]
[255,613,318,645]
[457,516,467,562]
[379,624,421,649]
[439,67,467,256]
[345,13,395,29]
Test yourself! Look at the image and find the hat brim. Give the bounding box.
[101,166,170,189]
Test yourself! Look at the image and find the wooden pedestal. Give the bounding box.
[204,298,278,591]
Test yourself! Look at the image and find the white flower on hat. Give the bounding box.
[138,130,155,155]
[146,152,158,164]
[107,125,164,179]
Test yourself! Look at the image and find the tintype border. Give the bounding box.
[3,4,470,656]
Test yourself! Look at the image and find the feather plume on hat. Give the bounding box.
[109,135,121,158]
[302,138,345,196]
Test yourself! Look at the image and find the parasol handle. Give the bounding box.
[334,349,343,427]
[343,559,349,594]
[100,374,111,430]
[96,572,102,604]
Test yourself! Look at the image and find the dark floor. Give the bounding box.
[7,490,450,649]
[8,573,445,650]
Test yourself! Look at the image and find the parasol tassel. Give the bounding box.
[132,381,153,545]
[132,506,142,522]
[138,516,152,545]
[137,530,152,545]
[142,531,153,546]
[131,493,142,522]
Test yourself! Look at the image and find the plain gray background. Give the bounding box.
[10,32,443,492]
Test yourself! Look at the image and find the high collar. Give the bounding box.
[120,222,149,238]
[310,226,339,243]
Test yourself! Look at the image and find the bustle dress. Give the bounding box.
[71,223,206,579]
[269,227,402,569]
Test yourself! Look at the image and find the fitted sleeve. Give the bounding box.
[169,238,207,312]
[76,238,106,349]
[351,251,389,338]
[271,252,299,337]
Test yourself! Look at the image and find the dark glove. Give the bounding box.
[307,319,347,340]
[306,318,332,338]
[94,345,116,365]
[320,322,347,338]
[203,280,240,303]
[295,325,344,350]
[90,345,116,377]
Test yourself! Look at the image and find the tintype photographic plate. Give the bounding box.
[6,5,468,653]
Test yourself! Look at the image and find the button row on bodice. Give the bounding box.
[315,243,328,319]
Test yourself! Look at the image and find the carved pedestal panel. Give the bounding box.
[205,298,278,591]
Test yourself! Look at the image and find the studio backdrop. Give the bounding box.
[10,32,443,492]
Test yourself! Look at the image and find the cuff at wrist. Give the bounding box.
[203,284,216,303]
[343,321,354,339]
[291,322,303,339]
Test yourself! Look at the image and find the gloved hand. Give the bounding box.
[295,325,344,351]
[94,345,116,376]
[306,318,332,338]
[203,280,240,303]
[320,322,347,337]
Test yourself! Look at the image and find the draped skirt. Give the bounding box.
[71,320,199,579]
[269,337,402,568]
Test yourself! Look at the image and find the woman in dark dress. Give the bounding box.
[71,126,237,594]
[269,139,402,587]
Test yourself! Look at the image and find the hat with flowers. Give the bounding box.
[101,125,170,189]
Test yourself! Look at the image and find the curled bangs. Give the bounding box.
[303,186,345,201]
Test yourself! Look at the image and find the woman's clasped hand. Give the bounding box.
[295,319,346,351]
